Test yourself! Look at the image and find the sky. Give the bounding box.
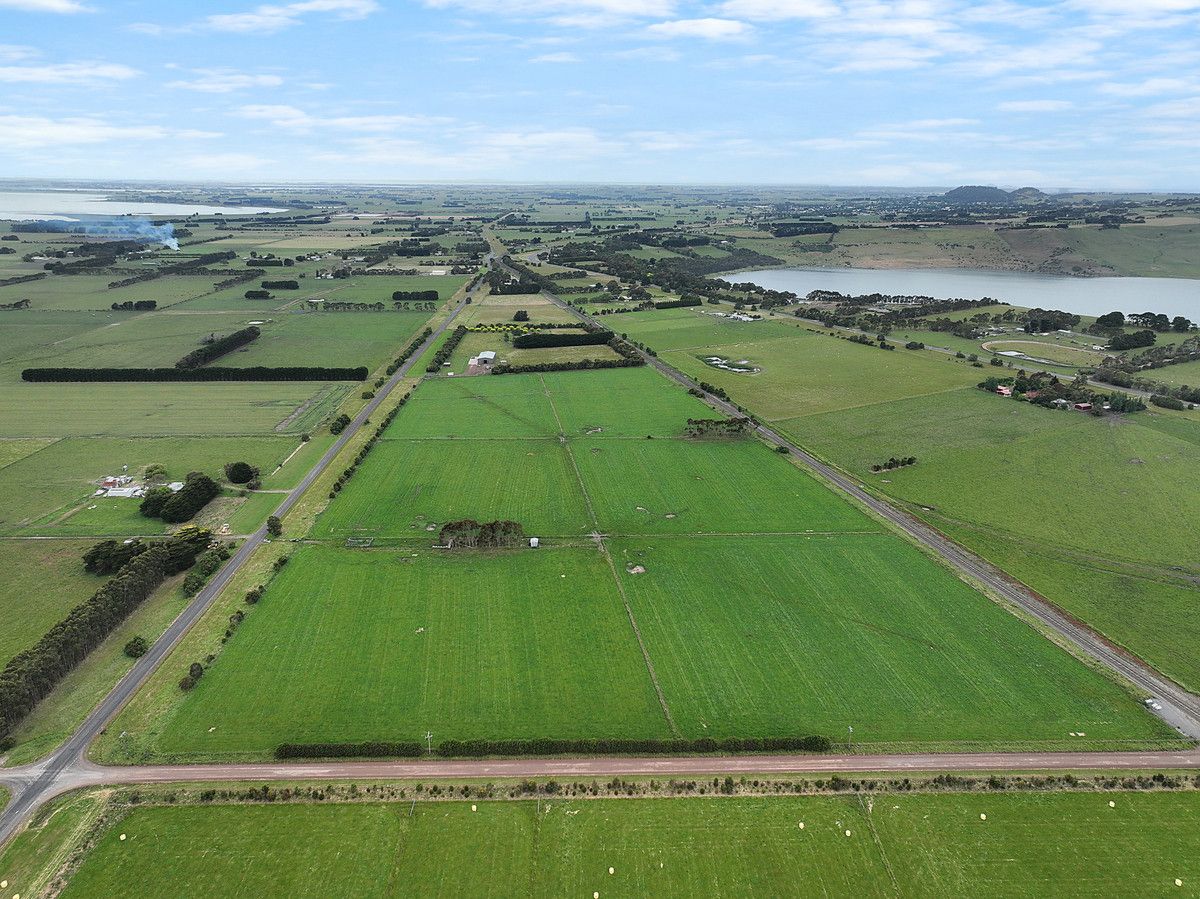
[0,0,1198,189]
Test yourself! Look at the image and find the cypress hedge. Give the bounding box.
[392,290,439,302]
[22,366,368,382]
[0,529,210,738]
[262,279,299,290]
[512,330,612,349]
[425,325,468,372]
[653,297,703,309]
[176,326,260,369]
[271,735,831,760]
[275,741,423,759]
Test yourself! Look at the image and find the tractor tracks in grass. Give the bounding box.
[539,374,680,738]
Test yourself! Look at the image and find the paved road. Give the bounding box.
[0,290,475,846]
[538,287,1200,741]
[0,748,1196,813]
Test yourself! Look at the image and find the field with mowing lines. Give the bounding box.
[792,390,1200,568]
[458,292,577,326]
[618,312,982,420]
[228,310,430,370]
[0,436,313,535]
[611,535,1171,746]
[0,381,350,437]
[384,375,561,439]
[148,545,669,755]
[541,368,711,438]
[24,792,1200,897]
[0,540,104,665]
[312,438,591,538]
[575,438,874,536]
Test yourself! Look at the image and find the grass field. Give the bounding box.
[612,535,1170,745]
[0,436,313,535]
[0,382,349,437]
[146,545,669,755]
[0,540,102,665]
[18,791,1198,897]
[229,310,430,370]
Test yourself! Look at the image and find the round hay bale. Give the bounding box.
[845,830,851,837]
[593,892,600,898]
[980,814,986,821]
[1109,801,1116,808]
[1175,879,1183,887]
[608,867,614,875]
[119,834,127,841]
[798,822,805,830]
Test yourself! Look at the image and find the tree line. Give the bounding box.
[110,300,157,311]
[426,325,468,372]
[141,472,220,523]
[22,365,368,382]
[177,326,260,369]
[0,528,211,743]
[512,330,613,349]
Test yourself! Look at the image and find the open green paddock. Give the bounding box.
[611,535,1169,746]
[458,292,577,327]
[383,368,712,440]
[607,306,799,352]
[0,435,313,535]
[0,274,220,311]
[0,381,350,437]
[0,312,125,370]
[0,539,104,666]
[311,438,593,539]
[788,389,1200,570]
[573,438,875,536]
[15,792,1197,898]
[446,331,623,373]
[307,273,471,305]
[222,309,431,371]
[145,545,670,756]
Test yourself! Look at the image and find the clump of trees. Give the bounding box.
[513,310,530,322]
[1108,329,1157,351]
[871,456,917,472]
[683,417,751,438]
[123,636,148,659]
[392,289,439,302]
[438,519,525,549]
[262,279,299,290]
[512,330,612,349]
[182,544,232,597]
[83,539,147,575]
[110,300,156,311]
[244,289,271,300]
[426,325,468,372]
[329,413,352,435]
[141,472,220,523]
[224,461,258,484]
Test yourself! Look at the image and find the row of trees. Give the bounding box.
[83,539,147,575]
[108,250,237,289]
[262,279,299,290]
[653,297,703,310]
[328,393,410,500]
[0,529,211,741]
[22,365,368,382]
[512,330,613,349]
[386,327,432,376]
[110,300,156,311]
[438,519,525,549]
[177,326,260,369]
[426,325,468,372]
[392,289,439,302]
[683,417,751,438]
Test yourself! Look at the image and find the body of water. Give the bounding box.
[731,267,1200,320]
[0,190,285,221]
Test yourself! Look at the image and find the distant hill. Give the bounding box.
[943,185,1047,205]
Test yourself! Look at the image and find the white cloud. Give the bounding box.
[0,0,89,11]
[0,61,139,83]
[167,70,285,93]
[1099,77,1195,97]
[423,0,674,17]
[1144,96,1200,118]
[647,18,751,39]
[236,104,445,132]
[204,0,380,34]
[614,46,681,61]
[0,115,217,149]
[530,52,580,63]
[0,45,39,62]
[998,99,1074,112]
[717,0,837,18]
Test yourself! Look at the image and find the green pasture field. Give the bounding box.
[225,309,430,371]
[446,331,622,373]
[0,437,55,469]
[309,273,470,305]
[32,792,1200,897]
[147,545,669,755]
[0,436,311,535]
[573,438,875,536]
[0,381,349,437]
[983,340,1108,367]
[607,306,798,352]
[790,390,1200,568]
[540,367,712,437]
[612,535,1169,745]
[616,312,982,420]
[0,539,102,665]
[458,294,576,326]
[0,312,120,368]
[1142,357,1200,390]
[311,438,592,538]
[0,274,218,311]
[384,374,562,439]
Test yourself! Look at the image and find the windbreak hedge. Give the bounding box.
[272,735,832,760]
[176,326,260,369]
[22,366,368,382]
[512,330,613,349]
[653,297,703,309]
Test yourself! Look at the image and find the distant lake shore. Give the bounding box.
[729,267,1200,319]
[0,190,285,221]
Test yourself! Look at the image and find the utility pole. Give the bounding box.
[425,731,434,753]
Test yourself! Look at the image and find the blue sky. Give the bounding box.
[1,0,1198,188]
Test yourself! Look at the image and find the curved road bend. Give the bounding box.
[538,288,1200,741]
[0,290,475,845]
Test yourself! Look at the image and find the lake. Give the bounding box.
[0,190,285,221]
[731,267,1200,320]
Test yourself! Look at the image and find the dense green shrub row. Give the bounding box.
[426,325,468,372]
[386,327,432,375]
[177,326,260,369]
[512,329,612,349]
[110,300,157,311]
[22,366,368,382]
[392,290,439,302]
[653,297,703,309]
[262,279,299,290]
[244,290,271,300]
[0,529,210,738]
[276,741,423,759]
[83,539,147,575]
[328,392,410,499]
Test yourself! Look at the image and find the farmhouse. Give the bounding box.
[1073,402,1093,411]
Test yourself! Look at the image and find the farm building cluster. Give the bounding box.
[94,475,184,499]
